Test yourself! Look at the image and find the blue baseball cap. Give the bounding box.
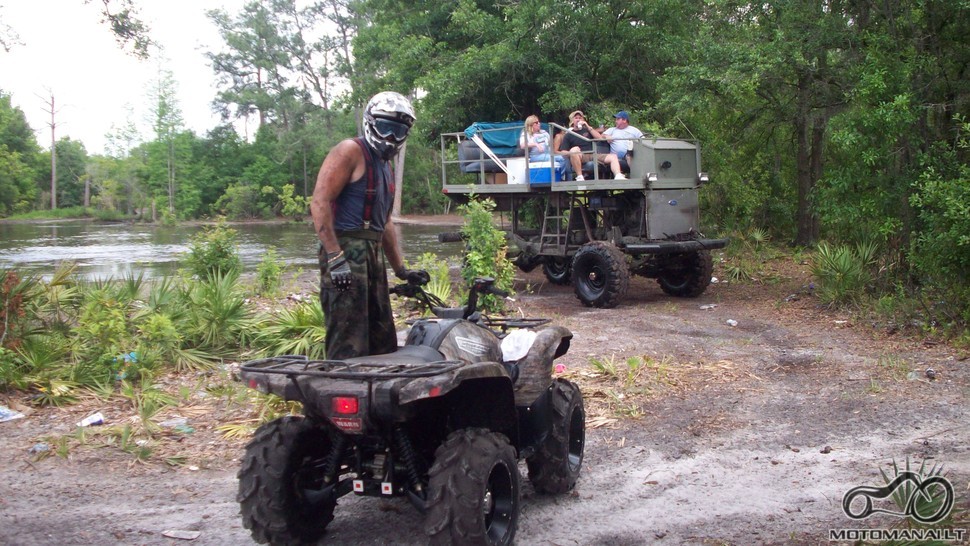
[613,111,630,120]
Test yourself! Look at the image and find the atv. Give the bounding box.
[237,277,585,545]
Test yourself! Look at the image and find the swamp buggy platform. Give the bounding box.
[438,121,728,308]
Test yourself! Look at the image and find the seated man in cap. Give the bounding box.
[603,110,645,172]
[558,110,626,181]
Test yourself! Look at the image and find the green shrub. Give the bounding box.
[252,300,327,359]
[458,198,515,313]
[213,184,272,219]
[909,165,970,325]
[410,252,453,306]
[278,184,309,221]
[811,242,872,307]
[184,222,242,280]
[256,249,285,296]
[183,270,250,350]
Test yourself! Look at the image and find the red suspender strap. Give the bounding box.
[353,137,377,230]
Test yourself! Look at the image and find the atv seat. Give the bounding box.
[344,344,444,366]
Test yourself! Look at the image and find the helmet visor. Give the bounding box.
[371,117,411,142]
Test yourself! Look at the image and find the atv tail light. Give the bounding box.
[332,396,359,415]
[647,172,659,183]
[247,378,268,393]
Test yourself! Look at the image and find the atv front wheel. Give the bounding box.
[238,416,337,546]
[527,378,585,494]
[542,257,572,285]
[657,250,713,297]
[572,241,630,308]
[425,428,520,546]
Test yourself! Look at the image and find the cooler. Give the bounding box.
[527,161,565,184]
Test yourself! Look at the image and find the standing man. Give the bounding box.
[603,110,645,164]
[559,110,625,181]
[311,91,429,360]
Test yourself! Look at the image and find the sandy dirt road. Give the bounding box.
[1,263,967,545]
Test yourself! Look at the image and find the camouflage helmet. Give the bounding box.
[363,91,416,160]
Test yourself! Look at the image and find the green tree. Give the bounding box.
[52,138,89,208]
[147,64,185,215]
[207,1,293,128]
[0,91,40,215]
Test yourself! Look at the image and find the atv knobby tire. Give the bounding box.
[527,378,585,494]
[572,241,630,308]
[238,416,336,546]
[657,250,713,298]
[425,428,520,546]
[543,257,572,285]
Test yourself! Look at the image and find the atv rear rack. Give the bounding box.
[240,355,463,380]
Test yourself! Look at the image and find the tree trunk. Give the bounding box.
[794,71,822,246]
[392,142,406,218]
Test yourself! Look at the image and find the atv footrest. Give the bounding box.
[240,353,462,380]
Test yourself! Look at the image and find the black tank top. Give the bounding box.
[332,138,394,232]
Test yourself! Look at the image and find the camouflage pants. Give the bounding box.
[319,234,397,360]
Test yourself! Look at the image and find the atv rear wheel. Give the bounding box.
[657,250,713,297]
[527,378,585,494]
[572,241,630,308]
[238,416,337,546]
[425,428,520,546]
[543,257,572,285]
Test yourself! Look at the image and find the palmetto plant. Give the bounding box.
[411,252,453,308]
[812,242,872,307]
[880,457,955,528]
[183,270,250,350]
[121,374,176,435]
[253,300,327,359]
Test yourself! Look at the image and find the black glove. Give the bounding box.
[327,250,352,291]
[396,268,430,286]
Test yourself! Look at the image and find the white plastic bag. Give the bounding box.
[500,329,537,362]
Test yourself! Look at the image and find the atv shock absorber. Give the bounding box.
[393,425,424,496]
[323,429,348,485]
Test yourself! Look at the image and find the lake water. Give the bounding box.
[0,220,465,280]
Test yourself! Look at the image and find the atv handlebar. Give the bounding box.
[391,276,505,321]
[470,277,508,298]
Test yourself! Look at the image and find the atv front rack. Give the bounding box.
[240,355,463,380]
[481,316,550,335]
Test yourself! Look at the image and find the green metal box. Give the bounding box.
[627,139,702,189]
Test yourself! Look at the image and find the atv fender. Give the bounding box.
[512,326,572,405]
[397,361,510,405]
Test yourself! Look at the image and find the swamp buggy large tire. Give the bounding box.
[238,416,337,546]
[542,257,572,285]
[527,378,585,494]
[572,241,630,308]
[657,250,714,298]
[425,428,520,546]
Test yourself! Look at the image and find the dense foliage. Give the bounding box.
[458,198,515,313]
[0,0,967,329]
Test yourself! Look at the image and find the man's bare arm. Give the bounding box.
[311,140,364,255]
[382,215,406,277]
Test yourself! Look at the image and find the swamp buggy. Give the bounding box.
[441,121,728,308]
[237,277,584,545]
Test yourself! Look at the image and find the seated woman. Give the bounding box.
[519,115,565,169]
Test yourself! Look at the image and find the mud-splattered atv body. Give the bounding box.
[237,277,584,545]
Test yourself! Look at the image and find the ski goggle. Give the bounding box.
[369,116,411,142]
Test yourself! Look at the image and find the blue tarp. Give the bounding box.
[464,121,542,157]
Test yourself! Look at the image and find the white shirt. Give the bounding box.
[604,125,644,158]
